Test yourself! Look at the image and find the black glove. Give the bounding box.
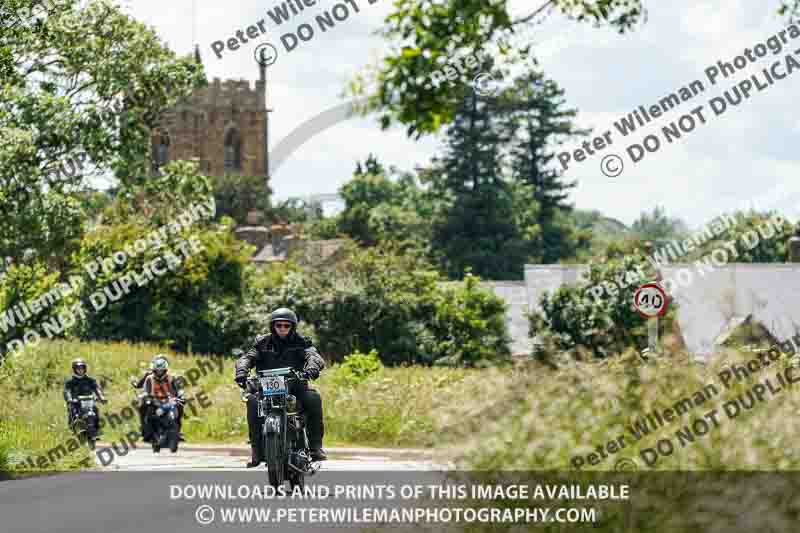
[235,376,247,389]
[303,367,320,381]
[99,398,108,404]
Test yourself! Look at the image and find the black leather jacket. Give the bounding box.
[235,332,325,381]
[63,375,104,402]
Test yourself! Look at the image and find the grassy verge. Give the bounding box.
[0,340,477,476]
[5,339,800,480]
[434,347,800,470]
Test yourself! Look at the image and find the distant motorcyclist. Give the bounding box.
[131,359,155,441]
[139,355,185,442]
[63,358,107,431]
[235,308,327,468]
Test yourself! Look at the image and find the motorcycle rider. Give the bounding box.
[141,355,185,442]
[235,308,327,468]
[63,358,108,431]
[132,355,186,442]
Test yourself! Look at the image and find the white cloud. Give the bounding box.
[123,0,799,229]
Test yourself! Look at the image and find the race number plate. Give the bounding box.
[260,375,287,396]
[80,400,94,409]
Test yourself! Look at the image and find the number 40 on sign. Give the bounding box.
[633,283,669,318]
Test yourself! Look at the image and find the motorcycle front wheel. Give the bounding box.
[289,431,306,490]
[86,417,98,450]
[167,425,179,453]
[290,468,305,491]
[264,432,285,488]
[152,428,161,453]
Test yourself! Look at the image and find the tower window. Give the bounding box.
[151,129,170,174]
[224,129,242,171]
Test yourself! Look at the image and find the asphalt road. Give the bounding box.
[0,445,450,532]
[93,443,444,471]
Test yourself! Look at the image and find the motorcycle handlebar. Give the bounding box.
[241,369,307,400]
[246,369,308,383]
[139,393,184,404]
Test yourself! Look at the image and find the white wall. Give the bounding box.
[517,264,800,360]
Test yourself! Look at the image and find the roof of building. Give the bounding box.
[251,237,348,264]
[252,244,287,263]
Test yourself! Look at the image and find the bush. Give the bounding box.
[329,349,384,387]
[254,244,511,366]
[0,436,10,479]
[70,217,255,354]
[259,243,435,363]
[426,273,511,367]
[687,210,795,262]
[528,253,678,358]
[0,261,78,359]
[210,173,271,225]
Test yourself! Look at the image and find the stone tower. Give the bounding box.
[150,51,269,182]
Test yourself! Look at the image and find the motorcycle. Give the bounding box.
[244,367,318,489]
[70,394,100,450]
[140,393,182,453]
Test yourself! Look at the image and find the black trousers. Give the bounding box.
[246,384,324,451]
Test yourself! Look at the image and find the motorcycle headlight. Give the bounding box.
[155,407,164,416]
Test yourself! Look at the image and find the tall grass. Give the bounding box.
[0,340,476,476]
[5,339,800,480]
[434,347,800,470]
[0,340,234,474]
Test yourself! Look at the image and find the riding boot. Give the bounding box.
[245,396,264,467]
[309,448,327,461]
[246,442,263,468]
[299,387,325,460]
[246,417,263,468]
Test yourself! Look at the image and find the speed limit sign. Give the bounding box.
[633,283,668,318]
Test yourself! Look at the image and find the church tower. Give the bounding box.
[150,49,269,185]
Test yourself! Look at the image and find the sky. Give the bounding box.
[119,0,800,231]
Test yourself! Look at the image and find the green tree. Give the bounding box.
[0,0,205,261]
[338,172,401,246]
[686,210,795,263]
[251,242,511,366]
[267,198,323,225]
[348,0,795,137]
[348,0,647,137]
[337,162,434,250]
[71,217,254,354]
[338,155,422,246]
[630,206,689,244]
[354,153,386,177]
[501,67,589,263]
[211,174,272,225]
[427,91,526,280]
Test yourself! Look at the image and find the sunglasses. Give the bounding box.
[274,323,292,330]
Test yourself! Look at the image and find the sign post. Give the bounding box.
[648,317,658,354]
[634,282,669,357]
